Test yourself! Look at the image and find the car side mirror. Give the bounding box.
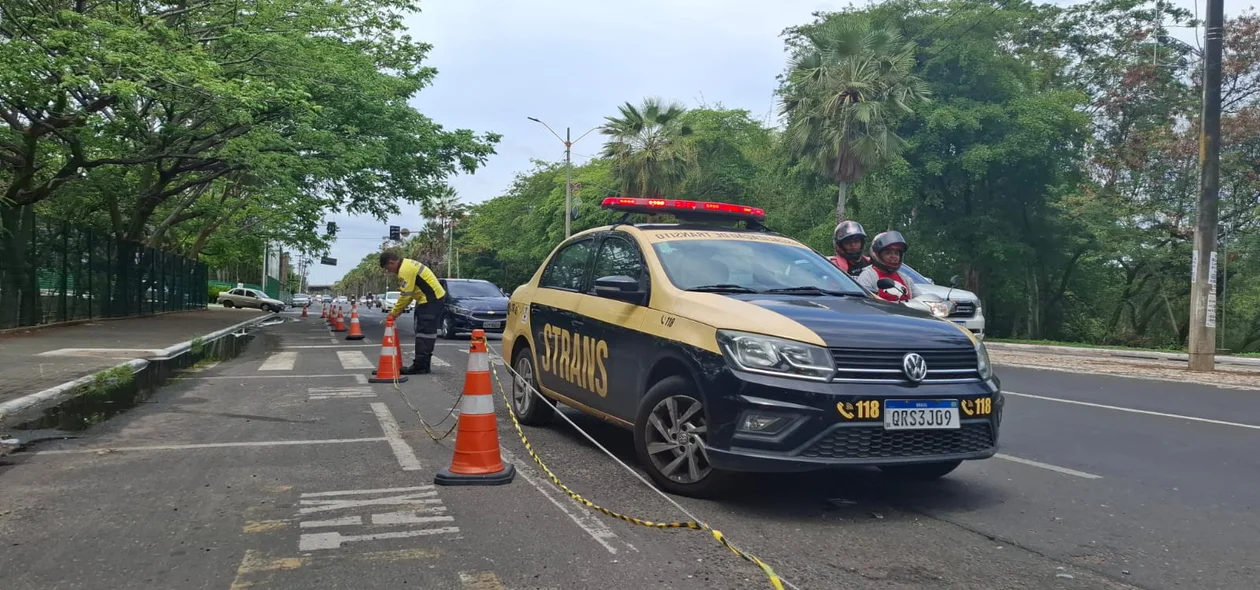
[876,278,896,290]
[950,275,964,288]
[593,275,645,303]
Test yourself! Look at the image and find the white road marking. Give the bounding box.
[370,402,422,471]
[308,386,377,400]
[432,356,450,368]
[994,454,1103,479]
[371,511,454,525]
[337,350,376,370]
[259,351,298,371]
[302,485,434,498]
[183,374,368,383]
[300,516,363,528]
[459,572,506,590]
[500,448,634,554]
[299,528,460,551]
[299,491,440,515]
[36,437,386,455]
[1006,391,1260,431]
[283,344,377,349]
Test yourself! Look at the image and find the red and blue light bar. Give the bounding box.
[600,197,766,221]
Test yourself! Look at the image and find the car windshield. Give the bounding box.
[385,291,401,300]
[446,281,503,298]
[899,264,932,285]
[651,239,865,294]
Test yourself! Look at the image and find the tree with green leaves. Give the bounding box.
[599,98,696,198]
[779,17,930,224]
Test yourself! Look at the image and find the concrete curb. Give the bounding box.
[0,312,273,426]
[986,341,1260,369]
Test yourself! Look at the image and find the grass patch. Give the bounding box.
[987,338,1185,353]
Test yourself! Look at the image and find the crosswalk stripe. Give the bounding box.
[259,351,298,371]
[308,386,376,400]
[432,356,450,368]
[336,350,375,370]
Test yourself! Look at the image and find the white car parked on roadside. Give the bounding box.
[900,265,985,339]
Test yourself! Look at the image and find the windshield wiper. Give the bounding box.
[763,286,858,297]
[685,284,760,293]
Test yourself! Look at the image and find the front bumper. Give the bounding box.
[700,366,1003,473]
[450,310,509,334]
[947,314,985,338]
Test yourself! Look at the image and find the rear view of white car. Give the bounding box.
[900,265,985,339]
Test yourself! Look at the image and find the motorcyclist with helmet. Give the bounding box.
[829,221,872,276]
[856,231,914,302]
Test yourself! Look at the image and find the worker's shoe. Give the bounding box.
[399,362,431,375]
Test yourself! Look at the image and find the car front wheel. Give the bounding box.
[440,315,457,339]
[634,376,733,498]
[510,347,555,425]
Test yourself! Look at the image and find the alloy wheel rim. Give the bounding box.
[644,395,711,484]
[512,356,534,414]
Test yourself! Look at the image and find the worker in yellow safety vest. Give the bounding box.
[379,251,448,375]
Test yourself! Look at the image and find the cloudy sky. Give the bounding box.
[305,0,1240,285]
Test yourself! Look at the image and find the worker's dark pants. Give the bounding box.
[411,297,444,370]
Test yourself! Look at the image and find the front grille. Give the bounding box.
[799,422,994,459]
[830,347,979,383]
[949,301,976,318]
[471,312,506,322]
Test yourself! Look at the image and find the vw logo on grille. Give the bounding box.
[902,352,928,383]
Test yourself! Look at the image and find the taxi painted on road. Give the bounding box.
[502,197,1003,497]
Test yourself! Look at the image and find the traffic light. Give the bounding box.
[389,225,400,241]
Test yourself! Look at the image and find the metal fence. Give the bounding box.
[0,207,209,330]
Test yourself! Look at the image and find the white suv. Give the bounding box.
[900,265,985,339]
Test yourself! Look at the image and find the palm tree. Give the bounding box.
[779,19,929,223]
[599,98,697,198]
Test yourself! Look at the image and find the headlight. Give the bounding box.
[452,306,471,315]
[716,330,835,381]
[925,300,955,318]
[976,340,992,380]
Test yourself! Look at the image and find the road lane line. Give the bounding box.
[337,350,376,370]
[36,437,387,455]
[370,402,422,471]
[499,448,634,555]
[299,528,460,551]
[184,374,367,380]
[282,344,377,349]
[301,516,362,528]
[259,351,298,371]
[1006,391,1260,431]
[994,454,1103,479]
[302,485,434,498]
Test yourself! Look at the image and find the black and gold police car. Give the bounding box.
[502,197,1002,497]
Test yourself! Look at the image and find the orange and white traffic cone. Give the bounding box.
[435,329,515,486]
[301,304,308,318]
[333,307,347,332]
[320,305,327,319]
[372,320,404,376]
[345,304,365,341]
[368,316,408,384]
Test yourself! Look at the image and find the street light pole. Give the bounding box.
[527,117,599,239]
[1188,0,1224,372]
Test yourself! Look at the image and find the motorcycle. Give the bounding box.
[876,278,956,319]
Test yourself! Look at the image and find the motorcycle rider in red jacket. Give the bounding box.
[855,231,914,302]
[828,220,872,276]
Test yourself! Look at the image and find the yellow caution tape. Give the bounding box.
[488,354,785,590]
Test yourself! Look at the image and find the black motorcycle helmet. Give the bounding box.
[869,230,908,271]
[833,221,867,262]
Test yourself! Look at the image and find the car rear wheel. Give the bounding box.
[222,301,234,308]
[510,347,555,425]
[878,460,962,481]
[440,315,457,340]
[634,376,733,498]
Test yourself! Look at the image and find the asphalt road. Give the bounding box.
[2,307,1256,590]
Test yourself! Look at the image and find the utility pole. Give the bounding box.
[1188,0,1224,372]
[527,117,600,239]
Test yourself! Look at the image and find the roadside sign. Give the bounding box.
[320,256,337,266]
[400,228,411,238]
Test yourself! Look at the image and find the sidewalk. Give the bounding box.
[0,306,266,404]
